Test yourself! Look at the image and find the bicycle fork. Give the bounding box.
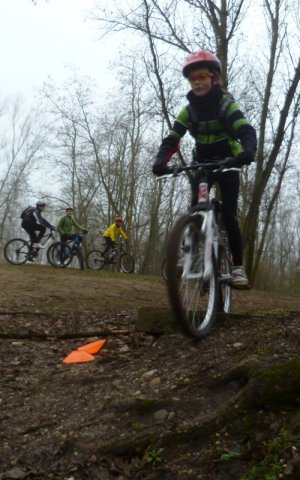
[181,212,214,281]
[202,211,214,280]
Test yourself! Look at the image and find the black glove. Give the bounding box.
[83,229,88,234]
[236,151,255,166]
[50,225,56,231]
[152,161,171,176]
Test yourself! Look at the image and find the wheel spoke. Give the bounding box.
[167,215,218,338]
[120,253,135,273]
[218,245,232,313]
[4,239,30,265]
[47,242,72,268]
[86,250,105,270]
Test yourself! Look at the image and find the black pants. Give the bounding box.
[60,234,73,243]
[21,220,46,244]
[203,170,243,266]
[103,236,115,254]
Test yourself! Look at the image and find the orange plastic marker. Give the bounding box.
[77,339,106,354]
[63,350,95,364]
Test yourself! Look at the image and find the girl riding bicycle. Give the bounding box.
[103,216,129,259]
[152,50,257,287]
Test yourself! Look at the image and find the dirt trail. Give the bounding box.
[0,263,299,480]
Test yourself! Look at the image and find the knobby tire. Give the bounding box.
[47,242,73,268]
[4,238,30,265]
[161,257,168,281]
[86,250,106,270]
[120,253,135,273]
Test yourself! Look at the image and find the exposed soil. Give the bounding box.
[0,263,300,480]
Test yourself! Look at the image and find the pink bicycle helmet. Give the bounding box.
[182,50,221,78]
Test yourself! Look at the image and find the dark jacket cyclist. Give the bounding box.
[152,50,257,288]
[21,201,55,249]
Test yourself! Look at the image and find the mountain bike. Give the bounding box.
[4,231,56,265]
[86,239,135,273]
[47,233,85,270]
[159,157,239,339]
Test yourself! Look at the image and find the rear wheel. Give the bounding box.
[86,250,105,270]
[120,253,135,273]
[167,214,218,338]
[4,238,31,265]
[47,242,72,268]
[218,245,232,314]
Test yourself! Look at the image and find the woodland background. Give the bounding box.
[0,0,299,291]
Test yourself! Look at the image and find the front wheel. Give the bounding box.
[47,242,73,268]
[119,253,135,273]
[4,238,31,265]
[161,257,168,280]
[86,250,106,270]
[166,214,219,338]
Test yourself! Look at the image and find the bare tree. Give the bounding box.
[93,0,300,282]
[241,0,300,280]
[0,98,45,245]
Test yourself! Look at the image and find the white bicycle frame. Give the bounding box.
[158,165,238,283]
[182,181,215,282]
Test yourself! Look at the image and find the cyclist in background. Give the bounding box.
[152,50,257,288]
[21,201,55,249]
[103,216,129,259]
[57,207,88,242]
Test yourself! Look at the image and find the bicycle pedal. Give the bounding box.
[220,275,233,286]
[232,284,251,290]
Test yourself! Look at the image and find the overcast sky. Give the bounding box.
[0,0,120,101]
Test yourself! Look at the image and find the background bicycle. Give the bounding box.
[47,233,85,270]
[86,238,135,273]
[160,157,237,338]
[4,231,56,265]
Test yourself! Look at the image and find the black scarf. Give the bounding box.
[187,85,224,120]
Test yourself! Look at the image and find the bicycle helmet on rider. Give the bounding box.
[182,50,221,78]
[36,201,46,208]
[115,215,123,225]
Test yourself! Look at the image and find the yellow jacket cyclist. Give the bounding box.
[103,216,128,254]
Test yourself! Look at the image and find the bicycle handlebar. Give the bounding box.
[157,156,241,179]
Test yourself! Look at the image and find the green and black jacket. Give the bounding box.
[156,85,257,163]
[57,215,85,237]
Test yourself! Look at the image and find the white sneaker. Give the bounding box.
[232,266,249,288]
[32,243,45,249]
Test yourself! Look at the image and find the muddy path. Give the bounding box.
[0,263,299,480]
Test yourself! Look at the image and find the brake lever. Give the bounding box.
[212,158,240,173]
[155,168,184,180]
